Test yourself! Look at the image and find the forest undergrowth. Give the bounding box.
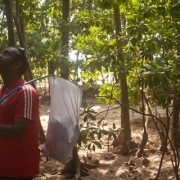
[35,90,179,180]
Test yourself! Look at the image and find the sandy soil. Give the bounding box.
[34,92,178,180]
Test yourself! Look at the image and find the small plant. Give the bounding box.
[78,100,121,152]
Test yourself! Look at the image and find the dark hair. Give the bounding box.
[14,47,29,76]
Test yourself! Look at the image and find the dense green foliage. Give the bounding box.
[1,0,180,133]
[0,0,179,92]
[1,0,180,177]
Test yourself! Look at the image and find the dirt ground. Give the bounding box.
[34,91,178,180]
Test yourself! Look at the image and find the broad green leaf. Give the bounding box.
[148,23,158,31]
[93,141,102,149]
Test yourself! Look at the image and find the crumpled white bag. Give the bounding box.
[42,76,83,164]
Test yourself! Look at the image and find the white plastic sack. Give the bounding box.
[42,76,83,164]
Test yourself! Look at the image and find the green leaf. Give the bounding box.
[97,118,104,126]
[101,129,108,135]
[155,42,161,52]
[81,134,87,144]
[96,62,102,71]
[153,76,160,86]
[92,144,95,151]
[52,41,60,52]
[87,113,96,120]
[148,23,158,31]
[88,61,97,73]
[113,123,116,129]
[93,141,102,149]
[98,131,101,140]
[84,115,88,122]
[88,144,91,150]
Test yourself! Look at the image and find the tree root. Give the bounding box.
[82,162,99,169]
[61,161,99,179]
[60,147,99,179]
[113,139,139,156]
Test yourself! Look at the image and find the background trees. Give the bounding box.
[1,0,180,178]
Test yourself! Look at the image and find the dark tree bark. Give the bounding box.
[61,0,69,79]
[14,1,33,82]
[3,0,45,143]
[60,2,98,179]
[3,0,15,46]
[61,1,86,179]
[171,86,180,147]
[14,0,46,143]
[113,3,131,155]
[171,41,180,148]
[136,79,148,157]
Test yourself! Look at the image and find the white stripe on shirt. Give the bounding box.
[23,85,33,119]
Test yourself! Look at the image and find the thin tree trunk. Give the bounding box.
[14,0,46,143]
[3,0,15,46]
[61,1,84,179]
[136,79,148,157]
[171,91,180,147]
[60,2,96,179]
[14,1,33,82]
[113,3,131,155]
[171,42,180,147]
[61,0,69,79]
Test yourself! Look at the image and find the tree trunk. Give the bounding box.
[60,2,96,179]
[171,42,180,147]
[60,1,82,179]
[119,73,131,142]
[113,3,131,155]
[136,79,148,157]
[3,0,15,46]
[171,94,180,147]
[14,2,34,83]
[14,1,46,143]
[61,0,69,79]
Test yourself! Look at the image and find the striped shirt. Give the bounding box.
[0,78,39,177]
